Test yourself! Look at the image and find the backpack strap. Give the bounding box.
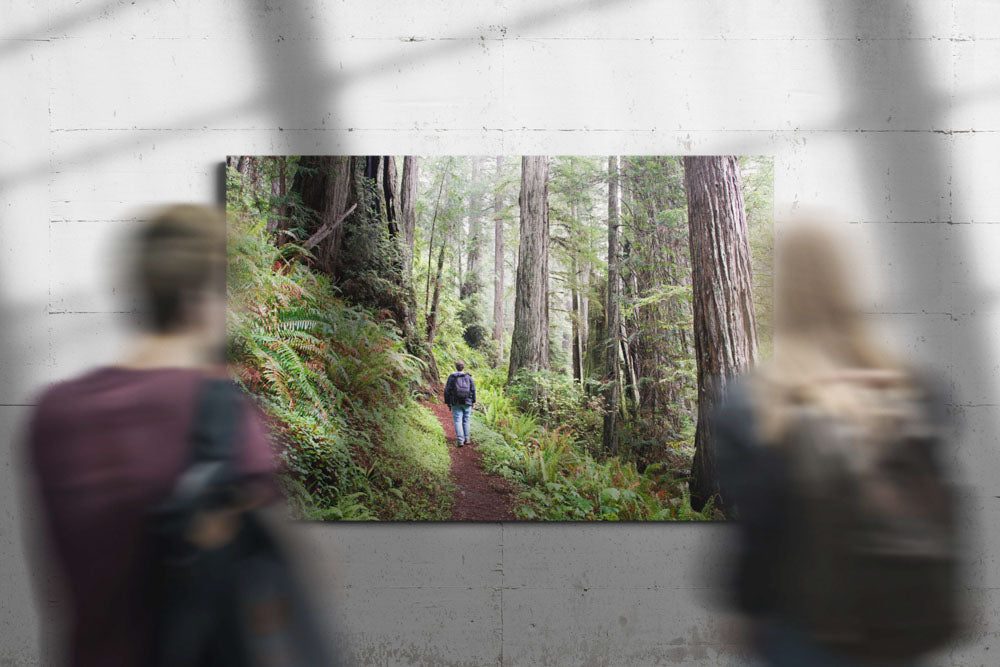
[191,379,242,463]
[170,379,243,509]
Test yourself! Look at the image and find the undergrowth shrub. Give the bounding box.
[469,365,713,522]
[228,207,454,520]
[469,416,525,482]
[507,369,603,450]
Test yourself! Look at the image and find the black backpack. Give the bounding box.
[453,373,472,401]
[779,378,960,662]
[144,379,339,666]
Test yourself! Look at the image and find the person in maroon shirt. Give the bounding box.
[27,205,276,666]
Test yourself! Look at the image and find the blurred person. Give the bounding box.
[27,205,334,666]
[443,360,477,447]
[714,220,962,666]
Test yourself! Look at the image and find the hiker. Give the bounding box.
[26,205,337,666]
[714,220,963,666]
[443,361,477,447]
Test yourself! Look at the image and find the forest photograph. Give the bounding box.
[226,154,772,521]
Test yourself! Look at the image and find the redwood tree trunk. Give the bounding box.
[400,156,418,277]
[462,157,482,299]
[382,155,400,236]
[683,155,758,512]
[507,156,550,382]
[492,156,505,364]
[267,157,282,233]
[289,156,351,274]
[426,238,447,345]
[571,255,581,383]
[578,261,590,379]
[424,162,450,316]
[602,155,622,456]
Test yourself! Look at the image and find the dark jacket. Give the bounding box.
[443,372,476,407]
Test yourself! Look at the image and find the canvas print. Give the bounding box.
[226,155,772,521]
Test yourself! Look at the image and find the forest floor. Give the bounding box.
[424,396,518,521]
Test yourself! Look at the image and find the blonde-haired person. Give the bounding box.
[715,219,959,666]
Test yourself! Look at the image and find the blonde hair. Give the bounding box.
[133,204,226,332]
[753,219,913,441]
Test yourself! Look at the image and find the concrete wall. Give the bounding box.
[2,1,998,664]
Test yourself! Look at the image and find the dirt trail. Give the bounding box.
[424,397,517,521]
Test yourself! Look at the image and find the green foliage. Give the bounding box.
[282,479,376,521]
[515,432,717,521]
[506,369,603,450]
[432,336,490,384]
[468,416,526,482]
[383,404,451,478]
[228,188,455,520]
[468,368,715,521]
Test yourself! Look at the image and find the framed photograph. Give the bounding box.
[226,155,772,521]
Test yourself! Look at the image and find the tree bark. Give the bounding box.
[579,261,590,379]
[571,254,582,383]
[267,157,282,233]
[267,156,287,235]
[602,155,622,456]
[400,156,418,278]
[300,203,357,252]
[426,237,447,345]
[424,161,450,316]
[507,156,550,382]
[683,155,758,512]
[279,156,287,218]
[492,156,505,364]
[462,157,483,299]
[382,156,400,237]
[289,156,351,272]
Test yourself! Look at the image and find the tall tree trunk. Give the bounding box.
[268,155,287,236]
[279,156,287,218]
[683,155,758,512]
[462,157,482,299]
[620,319,640,412]
[571,254,582,383]
[289,156,351,272]
[400,156,418,278]
[267,157,282,233]
[507,156,550,383]
[382,156,400,237]
[602,156,622,456]
[426,238,447,346]
[620,235,641,414]
[454,219,463,296]
[492,155,505,364]
[424,160,450,316]
[579,261,590,379]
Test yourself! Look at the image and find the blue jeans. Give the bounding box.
[452,404,471,443]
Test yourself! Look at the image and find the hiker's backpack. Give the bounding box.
[454,373,472,401]
[779,378,960,662]
[144,379,339,666]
